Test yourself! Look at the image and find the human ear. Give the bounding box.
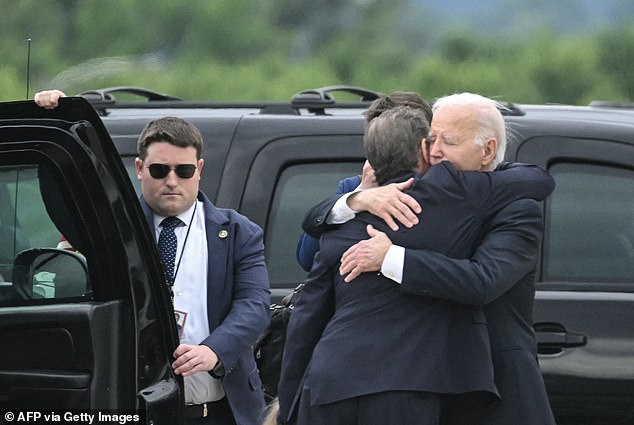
[482,138,497,168]
[135,158,144,180]
[421,138,430,164]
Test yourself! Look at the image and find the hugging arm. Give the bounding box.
[302,194,344,238]
[400,199,544,305]
[302,178,420,239]
[485,162,555,203]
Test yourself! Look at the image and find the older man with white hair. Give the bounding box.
[303,92,556,425]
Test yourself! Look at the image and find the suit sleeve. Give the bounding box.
[202,217,271,371]
[296,232,321,272]
[424,161,554,212]
[301,194,346,238]
[483,162,555,204]
[277,250,336,423]
[400,199,544,305]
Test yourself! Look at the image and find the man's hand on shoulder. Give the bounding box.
[340,225,393,282]
[34,89,66,109]
[347,178,421,231]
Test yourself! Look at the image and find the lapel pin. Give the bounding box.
[218,230,228,239]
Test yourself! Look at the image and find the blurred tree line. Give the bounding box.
[1,0,633,105]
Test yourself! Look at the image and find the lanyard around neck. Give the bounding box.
[171,201,197,287]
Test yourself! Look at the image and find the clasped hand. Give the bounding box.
[339,178,421,282]
[340,225,393,282]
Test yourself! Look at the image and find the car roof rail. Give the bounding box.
[496,101,525,116]
[589,101,634,109]
[79,86,183,102]
[291,85,383,115]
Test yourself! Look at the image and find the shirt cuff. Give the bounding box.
[381,245,405,284]
[327,191,359,224]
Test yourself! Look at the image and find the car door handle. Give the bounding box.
[534,322,587,354]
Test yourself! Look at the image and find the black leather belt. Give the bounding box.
[184,398,227,419]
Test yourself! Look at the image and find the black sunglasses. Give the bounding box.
[146,163,198,179]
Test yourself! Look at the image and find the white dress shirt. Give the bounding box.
[154,200,225,404]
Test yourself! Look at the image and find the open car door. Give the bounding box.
[0,98,183,423]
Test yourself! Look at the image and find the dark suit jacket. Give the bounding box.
[141,191,270,425]
[400,199,557,425]
[279,162,555,423]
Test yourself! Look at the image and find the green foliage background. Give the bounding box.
[2,0,633,105]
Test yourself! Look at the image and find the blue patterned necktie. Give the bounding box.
[158,216,182,286]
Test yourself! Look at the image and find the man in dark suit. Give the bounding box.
[34,91,272,425]
[278,106,555,425]
[34,90,271,425]
[295,92,433,272]
[134,117,270,425]
[305,93,557,425]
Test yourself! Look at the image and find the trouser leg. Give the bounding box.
[358,391,441,425]
[296,385,440,425]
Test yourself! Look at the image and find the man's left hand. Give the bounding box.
[340,225,392,282]
[172,344,218,376]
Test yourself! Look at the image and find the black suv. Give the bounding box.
[1,86,633,424]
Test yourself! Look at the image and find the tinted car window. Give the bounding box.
[0,165,89,303]
[544,162,634,281]
[265,162,362,286]
[0,166,35,286]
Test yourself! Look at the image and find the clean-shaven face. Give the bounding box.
[135,141,204,216]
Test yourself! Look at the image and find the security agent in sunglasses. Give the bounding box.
[35,91,271,425]
[135,117,271,425]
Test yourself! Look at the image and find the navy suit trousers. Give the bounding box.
[296,384,441,425]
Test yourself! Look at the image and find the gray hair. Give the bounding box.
[364,106,429,185]
[433,93,506,168]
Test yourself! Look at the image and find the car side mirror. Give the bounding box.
[12,248,89,300]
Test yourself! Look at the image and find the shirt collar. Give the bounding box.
[153,202,197,230]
